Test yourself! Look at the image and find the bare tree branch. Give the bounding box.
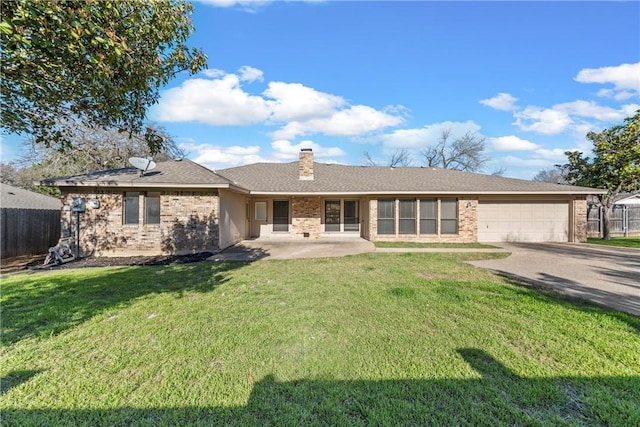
[422,129,487,172]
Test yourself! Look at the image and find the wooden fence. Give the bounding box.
[587,205,640,238]
[1,208,61,259]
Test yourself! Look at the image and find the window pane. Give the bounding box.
[378,219,395,235]
[255,202,267,220]
[420,199,437,219]
[398,199,416,234]
[441,198,457,219]
[273,200,289,232]
[441,219,458,234]
[399,199,416,218]
[441,198,458,234]
[377,199,394,219]
[145,192,160,224]
[399,219,416,234]
[124,192,139,224]
[377,199,395,234]
[420,219,436,234]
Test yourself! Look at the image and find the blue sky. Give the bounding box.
[2,1,639,179]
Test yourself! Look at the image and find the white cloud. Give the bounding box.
[270,140,346,161]
[179,143,267,170]
[272,105,404,140]
[239,66,264,83]
[196,0,271,9]
[575,62,640,94]
[202,69,226,78]
[151,74,270,125]
[379,120,482,149]
[513,106,573,135]
[555,100,639,122]
[596,88,636,101]
[479,93,519,111]
[491,135,539,152]
[512,101,639,135]
[178,139,346,170]
[154,67,404,141]
[264,82,344,122]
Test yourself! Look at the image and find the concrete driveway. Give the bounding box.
[210,237,375,261]
[470,243,640,316]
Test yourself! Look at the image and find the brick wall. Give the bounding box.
[291,196,322,238]
[573,198,588,242]
[368,197,477,243]
[298,149,314,180]
[60,189,220,257]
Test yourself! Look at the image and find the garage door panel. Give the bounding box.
[478,202,568,242]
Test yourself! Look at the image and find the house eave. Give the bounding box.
[39,181,250,194]
[249,189,604,196]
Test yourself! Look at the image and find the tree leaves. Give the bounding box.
[1,0,207,152]
[563,110,640,239]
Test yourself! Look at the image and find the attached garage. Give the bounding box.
[477,201,569,242]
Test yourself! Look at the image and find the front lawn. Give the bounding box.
[2,253,639,426]
[587,237,640,248]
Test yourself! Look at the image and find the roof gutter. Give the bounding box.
[248,189,605,196]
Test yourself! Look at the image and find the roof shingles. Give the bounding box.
[218,162,600,194]
[40,158,602,195]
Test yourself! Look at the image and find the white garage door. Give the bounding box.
[477,202,568,242]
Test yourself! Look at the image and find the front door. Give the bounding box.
[325,200,340,232]
[251,200,268,237]
[273,200,290,232]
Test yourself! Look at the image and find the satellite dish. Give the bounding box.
[128,157,157,176]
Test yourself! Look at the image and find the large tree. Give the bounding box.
[532,166,567,184]
[1,125,185,195]
[422,129,488,172]
[1,0,207,151]
[563,110,640,240]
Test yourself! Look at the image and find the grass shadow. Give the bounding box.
[2,348,638,425]
[0,370,42,396]
[1,260,250,346]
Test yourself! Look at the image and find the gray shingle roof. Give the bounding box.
[41,159,244,190]
[1,183,61,210]
[39,157,603,195]
[218,162,602,195]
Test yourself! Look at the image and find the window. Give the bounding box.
[399,199,416,234]
[377,199,395,234]
[124,192,139,224]
[420,199,437,234]
[273,200,289,232]
[255,202,267,221]
[441,198,458,234]
[145,192,161,224]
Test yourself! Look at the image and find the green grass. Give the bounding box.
[2,253,639,426]
[374,241,500,249]
[587,237,640,248]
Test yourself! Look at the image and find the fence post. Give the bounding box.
[623,205,628,237]
[599,206,604,238]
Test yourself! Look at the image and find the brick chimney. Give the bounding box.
[299,148,314,180]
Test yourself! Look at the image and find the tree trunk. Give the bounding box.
[602,205,612,240]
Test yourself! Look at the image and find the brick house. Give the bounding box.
[41,148,601,257]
